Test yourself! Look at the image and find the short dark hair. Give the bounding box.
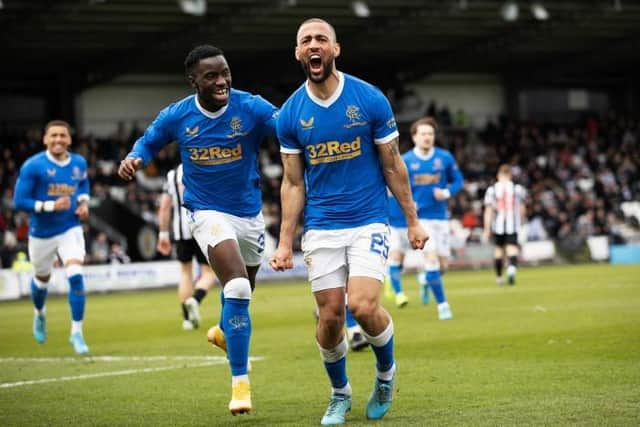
[410,116,438,136]
[44,120,71,135]
[184,45,225,74]
[498,164,512,177]
[297,18,337,43]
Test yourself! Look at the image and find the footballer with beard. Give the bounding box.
[271,18,427,425]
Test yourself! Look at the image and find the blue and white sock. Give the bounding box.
[318,336,351,395]
[222,278,252,377]
[66,265,86,324]
[426,270,446,304]
[362,319,395,380]
[30,277,49,313]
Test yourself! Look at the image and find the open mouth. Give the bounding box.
[309,54,322,73]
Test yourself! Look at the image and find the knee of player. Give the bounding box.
[318,303,345,327]
[388,251,404,264]
[319,313,345,333]
[64,263,84,278]
[347,297,377,320]
[424,258,441,272]
[222,277,252,299]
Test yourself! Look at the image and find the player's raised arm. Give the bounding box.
[377,138,428,250]
[270,153,305,271]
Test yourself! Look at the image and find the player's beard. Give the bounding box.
[300,57,333,84]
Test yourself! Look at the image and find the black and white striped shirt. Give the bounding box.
[484,180,526,235]
[164,164,192,240]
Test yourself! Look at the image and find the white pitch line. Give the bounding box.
[0,356,239,363]
[0,356,265,389]
[0,361,221,389]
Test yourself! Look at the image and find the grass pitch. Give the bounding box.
[1,264,639,426]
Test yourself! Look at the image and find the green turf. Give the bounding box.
[1,264,639,426]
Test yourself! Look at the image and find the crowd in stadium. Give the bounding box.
[1,108,639,268]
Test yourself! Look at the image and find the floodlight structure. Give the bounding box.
[501,1,519,22]
[501,2,551,22]
[352,1,371,18]
[179,0,207,17]
[530,2,549,20]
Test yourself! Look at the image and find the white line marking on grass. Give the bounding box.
[0,356,265,363]
[0,356,265,389]
[533,305,548,312]
[0,362,220,389]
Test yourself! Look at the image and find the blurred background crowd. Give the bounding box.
[2,96,638,268]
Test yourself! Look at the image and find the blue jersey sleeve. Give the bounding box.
[276,103,302,153]
[128,106,175,165]
[252,95,279,138]
[13,160,38,212]
[370,89,399,143]
[446,153,464,196]
[76,156,90,201]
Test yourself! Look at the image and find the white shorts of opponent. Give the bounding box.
[301,223,389,293]
[28,226,86,277]
[188,209,265,267]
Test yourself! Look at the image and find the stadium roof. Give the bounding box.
[2,0,640,94]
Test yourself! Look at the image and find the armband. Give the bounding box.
[43,201,56,212]
[158,231,170,241]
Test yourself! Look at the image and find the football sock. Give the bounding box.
[71,320,83,334]
[67,274,86,322]
[362,319,395,376]
[219,290,225,331]
[181,303,189,320]
[495,258,504,277]
[30,278,48,312]
[318,336,350,393]
[388,264,403,295]
[193,288,207,303]
[426,270,446,304]
[222,278,252,377]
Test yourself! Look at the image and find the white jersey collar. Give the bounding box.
[305,72,345,108]
[46,151,71,167]
[195,94,228,119]
[413,147,435,160]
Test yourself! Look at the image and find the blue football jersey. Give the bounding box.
[128,89,278,216]
[404,147,464,220]
[387,190,407,228]
[14,151,90,238]
[277,72,399,230]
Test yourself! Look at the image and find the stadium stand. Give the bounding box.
[2,110,638,268]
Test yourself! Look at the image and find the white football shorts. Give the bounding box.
[301,223,389,292]
[421,219,451,257]
[28,226,86,276]
[389,226,410,253]
[188,209,265,267]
